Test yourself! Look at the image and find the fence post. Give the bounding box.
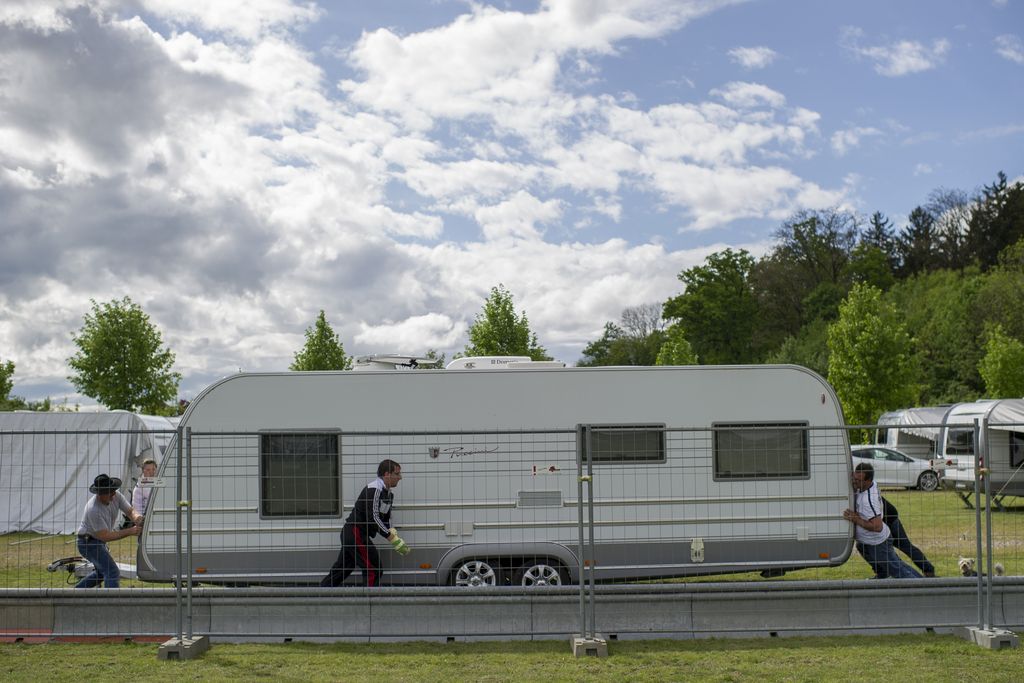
[956,418,1019,649]
[185,426,194,640]
[981,416,994,631]
[157,425,210,660]
[571,424,607,657]
[575,424,586,638]
[972,418,984,629]
[175,424,184,640]
[586,425,597,640]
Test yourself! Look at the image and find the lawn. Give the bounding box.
[1,635,1022,682]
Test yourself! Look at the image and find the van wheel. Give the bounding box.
[453,559,497,587]
[513,561,566,587]
[917,471,939,492]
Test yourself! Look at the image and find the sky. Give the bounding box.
[1,0,1023,406]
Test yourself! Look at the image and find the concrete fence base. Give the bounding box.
[1,578,1022,643]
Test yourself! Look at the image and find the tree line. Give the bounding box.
[578,171,1024,427]
[2,172,1021,422]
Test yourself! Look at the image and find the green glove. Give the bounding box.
[389,532,409,557]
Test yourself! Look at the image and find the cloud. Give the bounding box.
[0,0,847,404]
[354,313,465,352]
[339,0,741,131]
[913,162,934,176]
[137,0,322,41]
[956,123,1024,142]
[994,34,1024,64]
[727,46,777,69]
[830,126,882,156]
[710,81,786,108]
[841,26,950,76]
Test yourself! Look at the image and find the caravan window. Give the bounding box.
[1011,432,1024,469]
[260,433,340,517]
[713,422,809,480]
[589,425,666,464]
[946,428,974,456]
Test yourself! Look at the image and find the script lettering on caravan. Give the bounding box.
[443,446,499,459]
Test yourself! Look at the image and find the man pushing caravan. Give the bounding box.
[321,459,411,587]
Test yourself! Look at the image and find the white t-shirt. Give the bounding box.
[77,491,133,537]
[854,482,891,545]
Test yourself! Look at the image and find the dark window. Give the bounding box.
[260,433,340,517]
[589,425,666,464]
[1011,432,1024,469]
[714,422,809,479]
[946,428,974,456]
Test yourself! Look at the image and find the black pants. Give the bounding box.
[320,525,381,587]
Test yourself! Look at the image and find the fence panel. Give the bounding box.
[2,420,1023,642]
[151,427,582,639]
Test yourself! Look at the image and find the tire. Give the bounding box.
[917,470,939,492]
[513,560,566,587]
[452,559,497,587]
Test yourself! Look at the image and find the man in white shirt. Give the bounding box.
[843,463,920,579]
[75,473,145,588]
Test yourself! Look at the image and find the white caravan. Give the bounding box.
[940,398,1024,508]
[136,362,854,586]
[0,411,177,534]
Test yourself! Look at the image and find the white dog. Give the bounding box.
[958,557,1005,577]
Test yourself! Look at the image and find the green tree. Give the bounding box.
[67,297,181,412]
[751,209,859,353]
[0,358,14,408]
[970,238,1024,346]
[978,325,1024,398]
[664,249,758,364]
[765,318,830,377]
[966,172,1024,271]
[927,188,971,271]
[846,243,896,292]
[290,310,352,371]
[827,284,918,437]
[655,323,697,365]
[887,268,984,404]
[463,285,550,360]
[578,304,665,366]
[896,206,939,277]
[577,322,621,367]
[861,211,897,269]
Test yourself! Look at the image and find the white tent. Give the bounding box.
[0,411,177,534]
[876,405,954,458]
[898,405,954,442]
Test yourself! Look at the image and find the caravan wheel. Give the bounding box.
[514,561,565,587]
[453,560,497,587]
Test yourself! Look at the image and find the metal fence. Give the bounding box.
[1,421,1022,644]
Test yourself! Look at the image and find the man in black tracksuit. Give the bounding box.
[321,459,405,587]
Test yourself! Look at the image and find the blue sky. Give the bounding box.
[0,0,1022,406]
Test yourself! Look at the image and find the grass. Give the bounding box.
[1,635,1022,682]
[3,489,1021,587]
[0,533,144,588]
